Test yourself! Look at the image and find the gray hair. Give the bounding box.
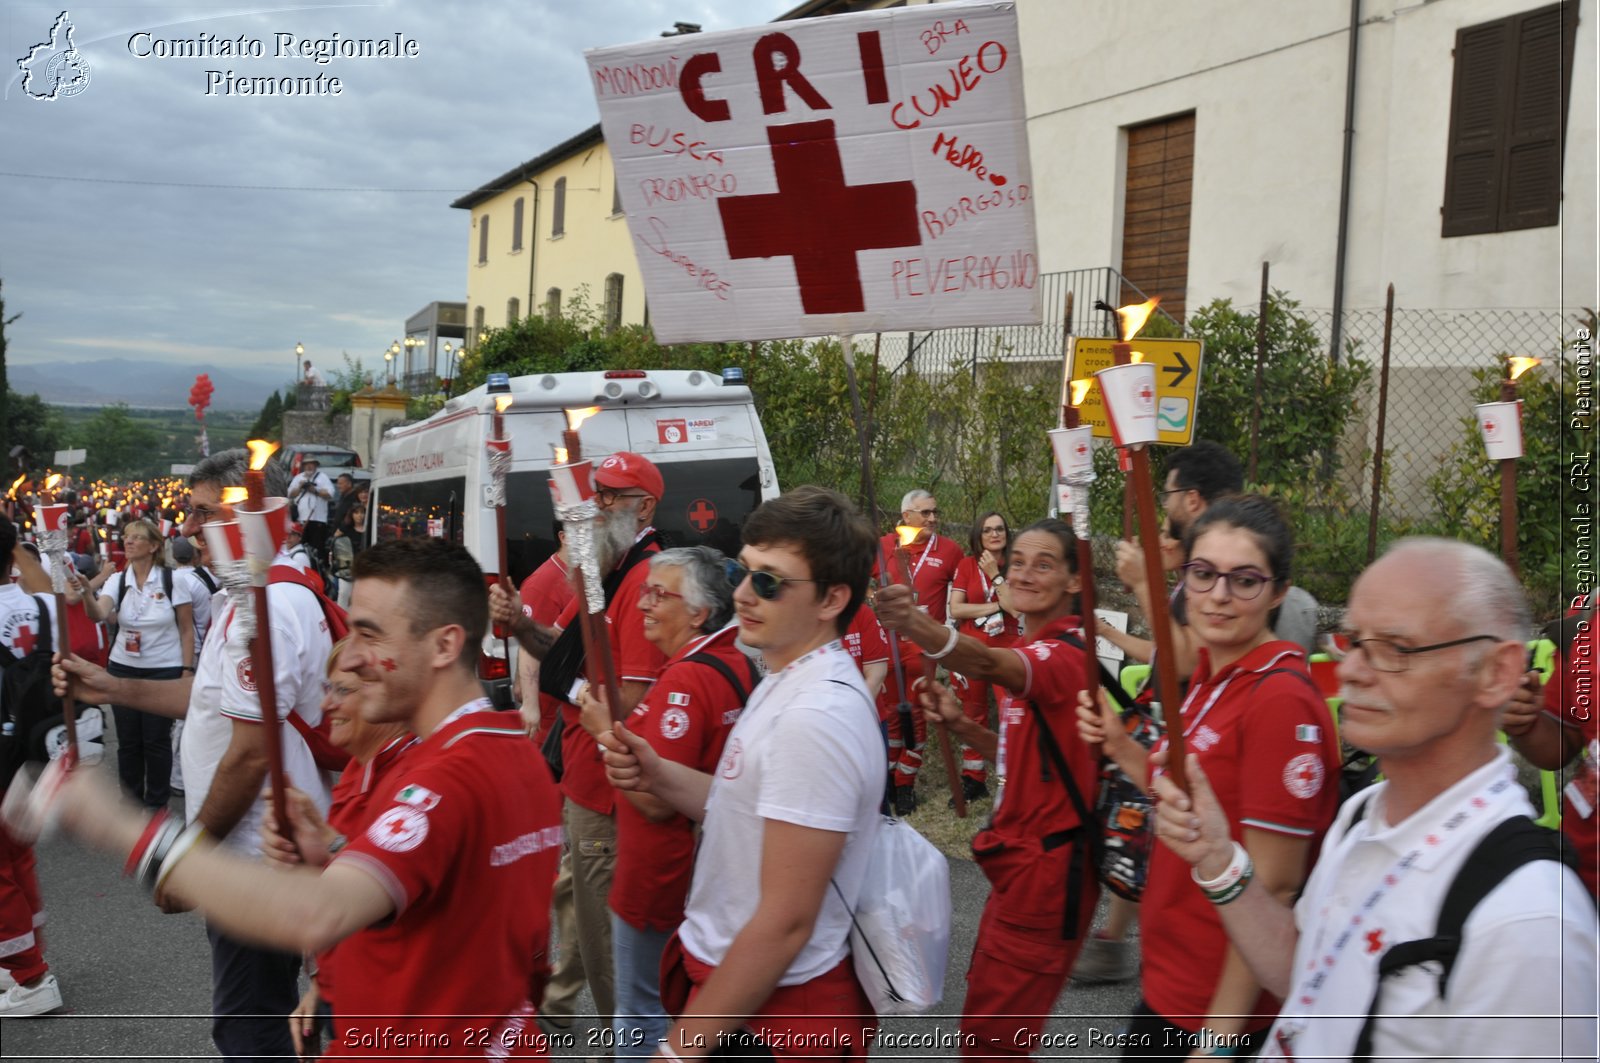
[1381,537,1531,643]
[900,489,933,513]
[190,447,289,495]
[649,546,734,633]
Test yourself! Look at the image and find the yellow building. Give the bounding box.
[451,124,642,347]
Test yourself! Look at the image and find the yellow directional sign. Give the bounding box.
[1067,337,1205,446]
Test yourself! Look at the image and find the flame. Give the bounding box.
[896,524,922,548]
[564,406,601,431]
[43,473,63,492]
[1508,356,1541,382]
[1130,350,1147,365]
[8,474,25,497]
[221,486,249,505]
[495,394,514,414]
[246,439,279,471]
[1116,297,1161,341]
[554,446,569,464]
[1069,379,1094,406]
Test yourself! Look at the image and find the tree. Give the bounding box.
[0,279,19,473]
[7,388,68,466]
[72,403,164,479]
[250,390,285,442]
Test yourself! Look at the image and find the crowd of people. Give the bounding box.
[0,439,1593,1062]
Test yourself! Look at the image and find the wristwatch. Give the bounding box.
[992,575,1005,586]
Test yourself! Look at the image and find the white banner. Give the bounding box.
[55,449,87,465]
[588,0,1039,344]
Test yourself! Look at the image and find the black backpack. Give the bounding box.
[1351,802,1590,1061]
[0,596,64,788]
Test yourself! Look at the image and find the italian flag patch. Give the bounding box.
[1295,724,1321,743]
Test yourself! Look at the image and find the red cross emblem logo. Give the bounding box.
[1137,382,1154,405]
[1483,419,1497,434]
[718,119,920,315]
[687,498,718,534]
[13,624,37,657]
[1074,441,1088,458]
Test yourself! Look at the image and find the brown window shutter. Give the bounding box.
[1442,21,1509,236]
[1500,1,1579,230]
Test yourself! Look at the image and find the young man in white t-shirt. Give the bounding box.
[603,485,883,1060]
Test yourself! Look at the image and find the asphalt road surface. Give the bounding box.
[1,736,1144,1061]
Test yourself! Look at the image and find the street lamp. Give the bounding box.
[385,342,398,386]
[442,341,455,395]
[294,341,304,390]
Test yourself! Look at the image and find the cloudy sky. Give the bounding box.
[1,0,796,391]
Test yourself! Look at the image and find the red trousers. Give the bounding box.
[947,672,993,782]
[679,948,875,1060]
[0,822,47,984]
[960,835,1098,1060]
[878,652,929,788]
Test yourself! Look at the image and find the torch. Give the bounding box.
[549,407,624,721]
[1095,298,1188,793]
[893,524,966,818]
[233,440,292,843]
[1048,381,1101,710]
[34,484,79,758]
[486,375,515,666]
[1474,357,1540,578]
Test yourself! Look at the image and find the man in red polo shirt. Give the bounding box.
[876,489,963,814]
[29,537,563,1057]
[490,451,669,1038]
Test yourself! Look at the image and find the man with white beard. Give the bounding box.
[490,452,667,1046]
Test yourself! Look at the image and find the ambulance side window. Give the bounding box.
[373,477,465,546]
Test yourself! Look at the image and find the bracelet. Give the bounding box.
[134,816,186,894]
[124,810,171,877]
[328,833,349,856]
[1206,860,1253,906]
[153,823,207,894]
[1192,840,1250,894]
[924,626,961,660]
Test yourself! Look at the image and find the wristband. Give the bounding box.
[124,810,171,877]
[153,823,207,894]
[1192,840,1250,894]
[924,626,961,661]
[1205,859,1253,906]
[135,816,186,894]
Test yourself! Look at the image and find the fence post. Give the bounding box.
[1366,284,1395,565]
[1249,261,1269,482]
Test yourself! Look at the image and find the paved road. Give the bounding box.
[1,739,1143,1061]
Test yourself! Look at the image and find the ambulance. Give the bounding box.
[371,368,780,704]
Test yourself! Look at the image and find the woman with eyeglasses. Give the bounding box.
[575,547,755,1059]
[945,511,1021,804]
[877,518,1102,1060]
[262,638,415,1060]
[83,518,195,810]
[1077,494,1340,1059]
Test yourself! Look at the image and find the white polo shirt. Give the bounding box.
[678,640,882,986]
[103,565,192,670]
[1265,749,1598,1061]
[181,581,333,857]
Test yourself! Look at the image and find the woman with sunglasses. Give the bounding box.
[84,518,195,810]
[877,518,1102,1059]
[262,638,415,1060]
[945,511,1021,803]
[576,547,753,1060]
[1077,495,1340,1059]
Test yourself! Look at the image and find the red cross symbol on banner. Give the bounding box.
[688,499,718,534]
[718,119,920,315]
[1138,382,1154,405]
[13,624,37,657]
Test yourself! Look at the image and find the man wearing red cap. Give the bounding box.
[491,450,668,1040]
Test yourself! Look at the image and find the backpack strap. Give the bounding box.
[1021,696,1098,941]
[1053,632,1138,713]
[194,566,219,595]
[1351,816,1582,1062]
[30,597,53,659]
[682,649,761,706]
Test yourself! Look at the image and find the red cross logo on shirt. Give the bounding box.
[13,624,37,657]
[718,119,920,315]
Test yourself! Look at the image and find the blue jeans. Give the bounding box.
[610,914,673,1059]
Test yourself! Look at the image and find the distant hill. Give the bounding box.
[9,359,292,411]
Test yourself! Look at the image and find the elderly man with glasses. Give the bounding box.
[1152,538,1597,1062]
[489,450,670,1044]
[876,488,964,814]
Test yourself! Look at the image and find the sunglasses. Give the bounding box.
[724,559,817,601]
[908,508,939,518]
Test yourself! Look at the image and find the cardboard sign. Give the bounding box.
[588,0,1039,343]
[1069,337,1205,447]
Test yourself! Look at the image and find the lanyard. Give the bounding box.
[1268,771,1516,1060]
[909,534,937,580]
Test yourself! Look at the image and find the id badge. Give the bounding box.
[124,630,142,657]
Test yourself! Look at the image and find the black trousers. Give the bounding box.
[108,661,182,810]
[206,922,302,1063]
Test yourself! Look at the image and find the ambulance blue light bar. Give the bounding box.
[721,367,745,386]
[486,373,511,394]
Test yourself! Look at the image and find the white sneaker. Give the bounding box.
[0,972,63,1016]
[0,968,14,989]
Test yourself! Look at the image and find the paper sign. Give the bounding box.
[587,0,1039,343]
[657,418,688,444]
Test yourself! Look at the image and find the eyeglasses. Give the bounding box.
[1330,632,1501,674]
[1181,562,1279,600]
[639,583,685,607]
[596,487,649,508]
[320,680,361,700]
[1159,486,1191,500]
[981,524,1007,535]
[908,508,940,519]
[724,559,817,601]
[188,505,225,527]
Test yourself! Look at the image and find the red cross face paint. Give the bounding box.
[587,1,1039,343]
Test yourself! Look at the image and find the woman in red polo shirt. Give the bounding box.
[878,517,1098,1060]
[946,511,1021,803]
[1079,495,1339,1059]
